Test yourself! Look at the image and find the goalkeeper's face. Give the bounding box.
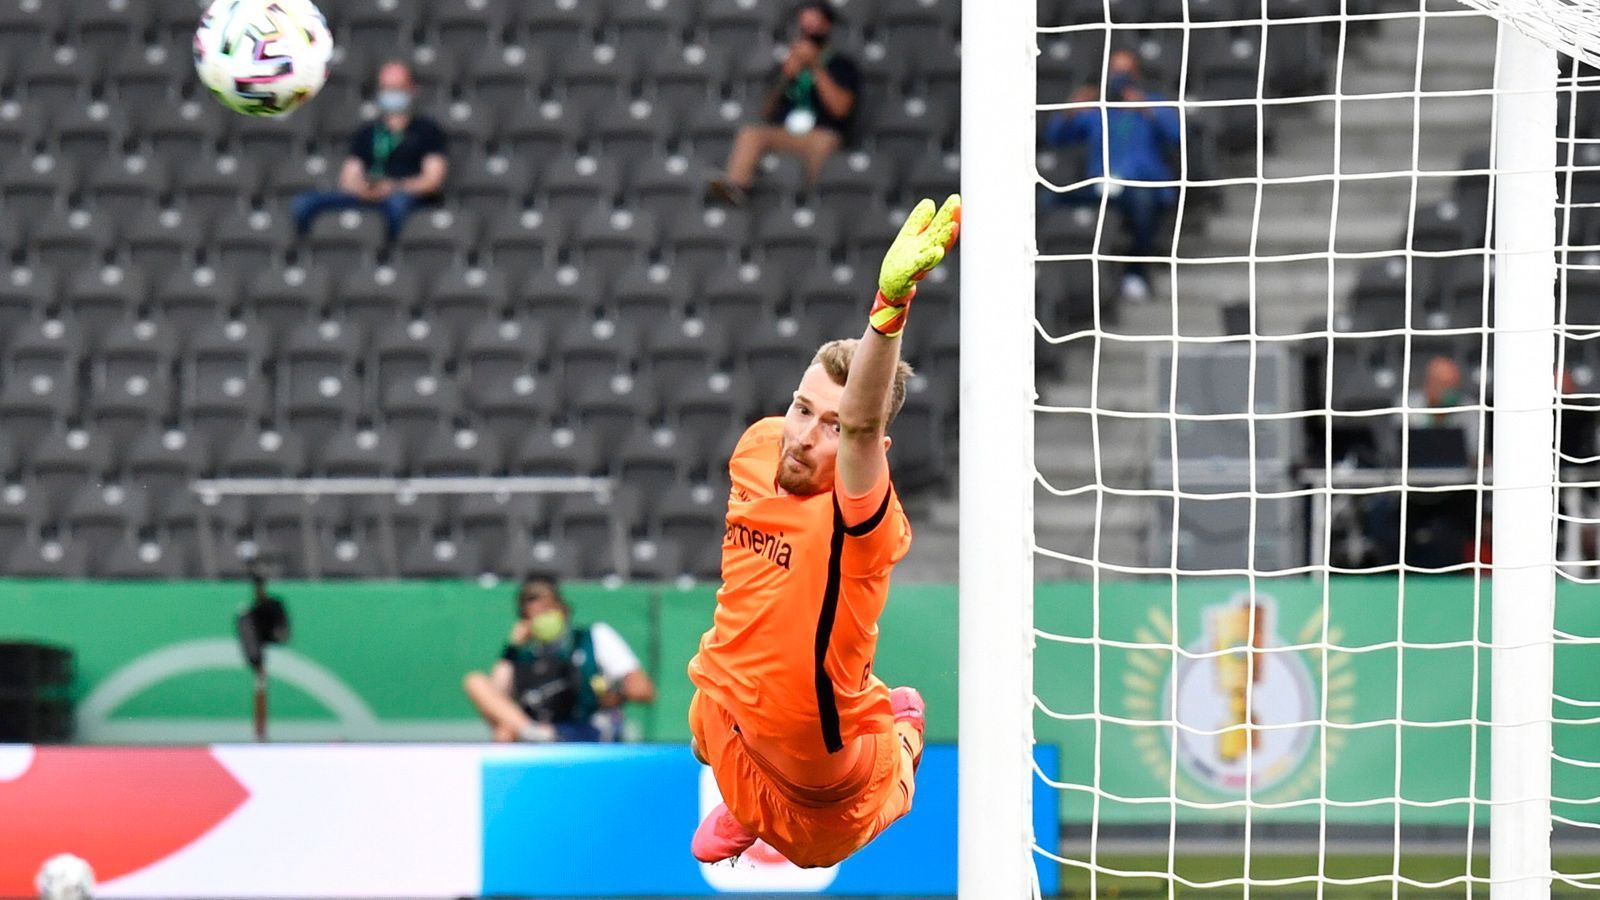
[776,364,844,496]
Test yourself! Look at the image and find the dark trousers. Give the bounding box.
[291,189,424,240]
[1055,184,1170,281]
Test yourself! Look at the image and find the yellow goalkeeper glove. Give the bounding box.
[870,193,961,338]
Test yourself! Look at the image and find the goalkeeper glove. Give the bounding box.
[870,193,962,338]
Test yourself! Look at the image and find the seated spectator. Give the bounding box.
[1043,49,1181,302]
[462,574,655,743]
[292,60,447,242]
[708,1,858,205]
[1407,355,1481,457]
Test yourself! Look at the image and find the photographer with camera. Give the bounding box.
[462,575,655,743]
[708,1,860,205]
[1044,49,1182,303]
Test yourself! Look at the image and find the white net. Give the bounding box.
[1026,0,1600,894]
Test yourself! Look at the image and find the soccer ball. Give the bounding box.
[35,853,95,900]
[194,0,333,117]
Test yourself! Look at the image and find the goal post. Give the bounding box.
[958,0,1038,897]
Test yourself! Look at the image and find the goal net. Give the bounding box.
[962,0,1600,896]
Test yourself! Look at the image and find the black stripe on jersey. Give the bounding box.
[815,498,849,754]
[842,485,893,536]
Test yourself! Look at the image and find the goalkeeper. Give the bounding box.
[686,195,960,868]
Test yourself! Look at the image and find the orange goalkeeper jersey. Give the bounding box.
[687,417,912,761]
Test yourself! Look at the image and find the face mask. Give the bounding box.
[529,609,567,644]
[802,30,829,47]
[1106,73,1133,96]
[377,89,412,114]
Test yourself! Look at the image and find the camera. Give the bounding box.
[236,563,290,672]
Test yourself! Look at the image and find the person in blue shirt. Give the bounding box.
[1043,49,1182,302]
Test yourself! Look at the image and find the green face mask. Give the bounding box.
[529,609,567,644]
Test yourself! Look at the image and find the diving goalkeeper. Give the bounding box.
[686,195,961,868]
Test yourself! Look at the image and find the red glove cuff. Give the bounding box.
[869,288,914,338]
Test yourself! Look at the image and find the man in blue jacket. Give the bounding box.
[1044,49,1182,302]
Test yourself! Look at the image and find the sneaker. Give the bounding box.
[890,686,926,772]
[707,178,749,207]
[691,802,757,863]
[1120,272,1151,303]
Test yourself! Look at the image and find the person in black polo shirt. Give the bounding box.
[709,1,860,205]
[291,60,448,241]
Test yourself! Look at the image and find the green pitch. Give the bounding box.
[1056,855,1600,897]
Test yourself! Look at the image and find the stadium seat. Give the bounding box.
[185,316,266,388]
[889,386,946,489]
[9,317,85,385]
[813,151,898,224]
[281,318,364,396]
[513,423,602,477]
[86,153,169,222]
[335,262,425,333]
[592,99,675,169]
[68,0,153,59]
[652,481,727,566]
[64,264,146,345]
[573,205,660,274]
[110,43,190,110]
[616,423,687,509]
[282,367,361,456]
[555,43,640,117]
[159,489,251,577]
[306,207,387,270]
[153,265,238,334]
[395,207,480,272]
[33,209,115,277]
[214,208,294,274]
[667,373,751,463]
[484,206,565,284]
[541,152,625,221]
[245,263,333,343]
[32,426,116,517]
[139,100,227,166]
[0,0,62,62]
[182,367,271,457]
[792,260,875,329]
[436,97,498,156]
[451,154,536,213]
[0,100,47,162]
[336,0,422,51]
[1,153,75,225]
[124,206,205,283]
[398,532,484,578]
[558,318,642,387]
[65,481,150,553]
[459,316,546,387]
[500,98,586,165]
[15,46,99,111]
[872,96,952,173]
[434,0,515,58]
[0,480,41,550]
[53,101,129,166]
[643,44,731,121]
[0,265,55,349]
[466,360,562,460]
[520,263,606,330]
[124,425,209,518]
[373,317,451,387]
[313,526,387,579]
[219,426,309,478]
[698,0,778,49]
[630,152,705,223]
[172,153,262,224]
[92,321,178,445]
[429,264,513,335]
[255,493,340,577]
[682,98,749,163]
[319,423,404,477]
[415,425,502,477]
[7,535,92,578]
[610,260,694,335]
[664,204,752,280]
[736,316,819,413]
[460,43,547,109]
[698,260,786,336]
[755,205,843,282]
[101,535,190,579]
[380,374,467,462]
[606,0,697,58]
[514,0,604,62]
[627,537,686,581]
[555,487,642,576]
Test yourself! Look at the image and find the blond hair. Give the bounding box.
[811,338,916,422]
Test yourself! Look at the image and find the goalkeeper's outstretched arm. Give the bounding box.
[836,194,961,498]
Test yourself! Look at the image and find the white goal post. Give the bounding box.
[958,0,1588,896]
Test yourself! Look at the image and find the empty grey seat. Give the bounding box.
[153,265,239,335]
[306,206,386,269]
[573,205,660,273]
[889,388,946,489]
[755,205,842,281]
[101,535,189,579]
[415,425,502,477]
[470,368,563,462]
[433,0,514,56]
[653,480,728,561]
[138,100,227,165]
[282,371,362,461]
[397,532,482,578]
[0,265,55,351]
[372,317,452,386]
[554,42,639,114]
[0,373,71,462]
[513,423,601,477]
[245,264,333,342]
[464,42,548,110]
[644,316,728,398]
[350,492,452,551]
[460,316,547,386]
[504,534,583,580]
[591,98,674,169]
[173,153,263,224]
[319,423,404,477]
[554,487,641,575]
[262,152,337,208]
[683,98,749,162]
[334,261,425,332]
[484,206,566,284]
[880,0,956,46]
[671,374,753,463]
[631,152,705,223]
[610,260,693,334]
[903,150,960,207]
[33,208,115,277]
[812,151,898,224]
[64,264,147,345]
[428,264,512,334]
[0,479,41,548]
[159,489,250,577]
[125,206,205,283]
[219,426,308,478]
[85,153,168,222]
[643,43,731,120]
[698,260,785,336]
[793,260,875,328]
[872,96,952,171]
[313,527,387,579]
[9,317,86,384]
[65,481,151,551]
[520,262,606,329]
[500,98,585,163]
[53,100,129,166]
[0,99,48,161]
[379,374,466,460]
[558,318,642,386]
[737,316,820,412]
[228,106,315,159]
[540,152,624,221]
[257,493,343,576]
[7,535,91,578]
[436,96,497,155]
[281,318,364,397]
[665,204,751,279]
[92,321,178,444]
[452,153,535,213]
[15,45,99,110]
[32,426,116,516]
[607,0,696,56]
[697,0,777,49]
[395,206,480,272]
[0,0,62,61]
[68,0,153,59]
[616,422,685,508]
[214,208,294,273]
[338,0,422,50]
[514,0,603,61]
[124,425,208,515]
[182,367,271,457]
[460,491,548,567]
[109,43,189,109]
[1,153,75,224]
[569,374,656,449]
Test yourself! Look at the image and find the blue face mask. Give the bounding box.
[377,89,412,114]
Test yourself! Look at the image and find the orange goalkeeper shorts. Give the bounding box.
[689,689,919,869]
